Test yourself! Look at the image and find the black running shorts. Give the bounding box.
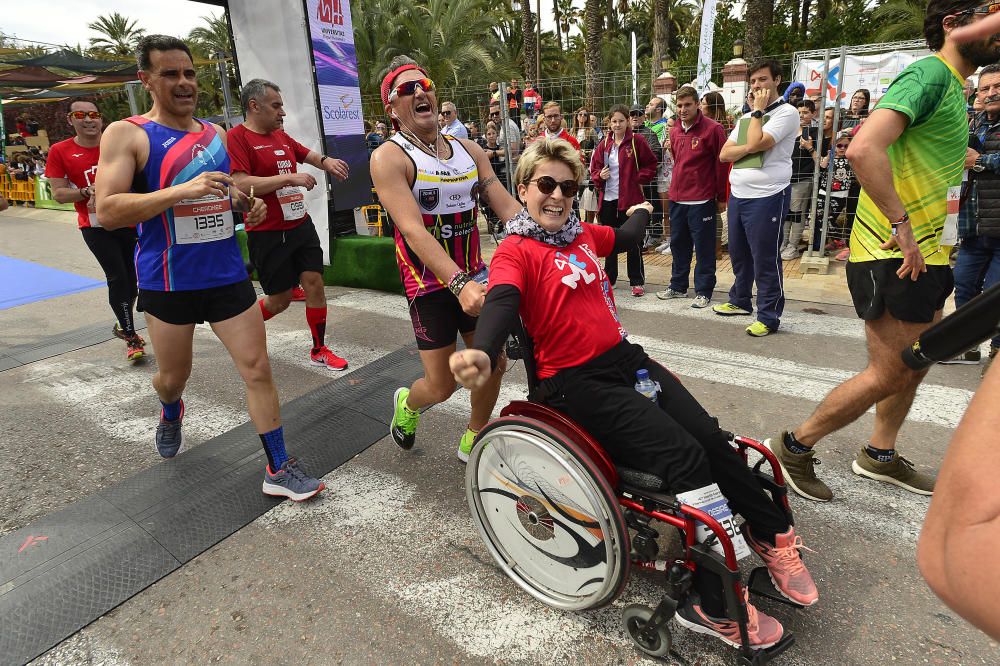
[138,279,258,325]
[846,259,954,324]
[247,217,324,295]
[409,288,478,351]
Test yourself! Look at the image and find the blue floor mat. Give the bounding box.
[0,255,104,310]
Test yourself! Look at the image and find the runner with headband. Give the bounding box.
[370,55,523,462]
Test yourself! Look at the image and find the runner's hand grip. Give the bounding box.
[902,283,1000,370]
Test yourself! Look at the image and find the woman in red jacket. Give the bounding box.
[590,104,658,296]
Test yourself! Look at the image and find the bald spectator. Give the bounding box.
[440,101,468,139]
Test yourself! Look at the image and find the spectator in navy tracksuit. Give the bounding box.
[590,103,659,296]
[656,86,729,308]
[716,59,801,337]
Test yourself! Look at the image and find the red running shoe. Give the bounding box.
[290,285,307,301]
[631,285,645,297]
[310,346,348,371]
[674,590,784,649]
[745,526,819,606]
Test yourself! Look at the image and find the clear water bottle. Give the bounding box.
[634,369,659,401]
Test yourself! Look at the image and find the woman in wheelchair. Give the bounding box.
[450,139,819,650]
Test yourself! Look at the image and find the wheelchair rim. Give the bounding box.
[465,418,629,611]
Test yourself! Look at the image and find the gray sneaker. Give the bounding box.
[262,458,325,501]
[851,448,934,495]
[764,433,833,502]
[656,288,687,300]
[691,295,711,309]
[155,400,184,458]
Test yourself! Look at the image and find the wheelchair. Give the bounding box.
[464,329,802,664]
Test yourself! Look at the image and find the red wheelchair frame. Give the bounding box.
[487,397,801,664]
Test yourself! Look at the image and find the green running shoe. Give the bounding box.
[746,321,774,337]
[712,302,752,316]
[457,428,478,463]
[390,387,419,450]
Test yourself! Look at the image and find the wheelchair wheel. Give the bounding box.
[622,604,672,658]
[466,416,630,611]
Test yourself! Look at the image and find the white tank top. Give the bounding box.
[389,133,478,215]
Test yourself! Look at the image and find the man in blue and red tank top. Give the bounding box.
[95,35,324,501]
[370,55,524,463]
[229,78,350,371]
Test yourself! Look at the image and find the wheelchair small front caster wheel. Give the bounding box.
[622,603,672,659]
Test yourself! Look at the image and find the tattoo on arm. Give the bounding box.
[479,175,498,207]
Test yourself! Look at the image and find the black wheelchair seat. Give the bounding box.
[616,466,668,491]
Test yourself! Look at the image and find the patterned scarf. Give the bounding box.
[504,207,583,247]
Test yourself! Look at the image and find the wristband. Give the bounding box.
[448,272,471,298]
[320,155,332,166]
[890,212,910,237]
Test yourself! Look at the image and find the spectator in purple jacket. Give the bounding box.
[590,103,659,296]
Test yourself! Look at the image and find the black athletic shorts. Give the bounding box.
[247,217,324,295]
[846,259,954,324]
[409,288,478,351]
[137,279,257,325]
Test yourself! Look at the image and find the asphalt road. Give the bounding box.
[1,209,996,665]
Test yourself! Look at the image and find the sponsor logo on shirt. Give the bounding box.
[71,153,84,158]
[553,251,596,289]
[162,137,177,149]
[274,149,286,156]
[419,188,439,210]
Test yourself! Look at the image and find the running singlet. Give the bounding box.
[126,116,246,291]
[45,139,100,229]
[849,55,967,266]
[389,133,485,299]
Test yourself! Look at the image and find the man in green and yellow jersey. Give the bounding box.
[768,0,1000,502]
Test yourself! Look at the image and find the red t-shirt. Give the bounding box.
[488,224,626,379]
[45,138,100,229]
[227,124,312,232]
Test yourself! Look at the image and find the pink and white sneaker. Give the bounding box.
[674,590,784,649]
[744,526,819,606]
[310,346,348,371]
[632,285,645,297]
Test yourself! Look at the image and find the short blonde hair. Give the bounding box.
[513,138,585,185]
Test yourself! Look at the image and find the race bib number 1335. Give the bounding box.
[172,195,235,245]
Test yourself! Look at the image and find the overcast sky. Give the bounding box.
[2,1,223,50]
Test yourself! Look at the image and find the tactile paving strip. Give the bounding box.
[0,345,424,664]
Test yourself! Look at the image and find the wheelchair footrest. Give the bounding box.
[737,632,796,665]
[747,567,805,609]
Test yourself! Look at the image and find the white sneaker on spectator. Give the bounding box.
[691,295,711,309]
[780,246,801,260]
[655,240,671,253]
[660,246,672,255]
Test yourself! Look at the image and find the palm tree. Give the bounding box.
[873,0,924,41]
[742,0,775,64]
[188,14,232,56]
[88,13,145,57]
[584,0,603,108]
[521,0,537,82]
[187,14,237,119]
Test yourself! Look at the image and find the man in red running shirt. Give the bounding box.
[229,79,350,370]
[46,100,146,362]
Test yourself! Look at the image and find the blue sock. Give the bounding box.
[865,444,895,463]
[161,399,182,422]
[260,426,288,471]
[783,431,811,455]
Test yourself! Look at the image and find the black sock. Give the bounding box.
[783,431,811,455]
[865,444,895,463]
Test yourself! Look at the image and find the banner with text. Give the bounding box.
[306,0,372,210]
[796,50,929,106]
[695,0,717,94]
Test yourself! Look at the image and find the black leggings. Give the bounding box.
[81,227,139,334]
[600,200,645,286]
[540,341,789,615]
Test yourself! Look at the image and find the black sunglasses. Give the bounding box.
[629,111,644,118]
[442,110,454,116]
[527,176,577,197]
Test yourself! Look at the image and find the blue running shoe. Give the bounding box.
[262,458,325,501]
[155,399,184,458]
